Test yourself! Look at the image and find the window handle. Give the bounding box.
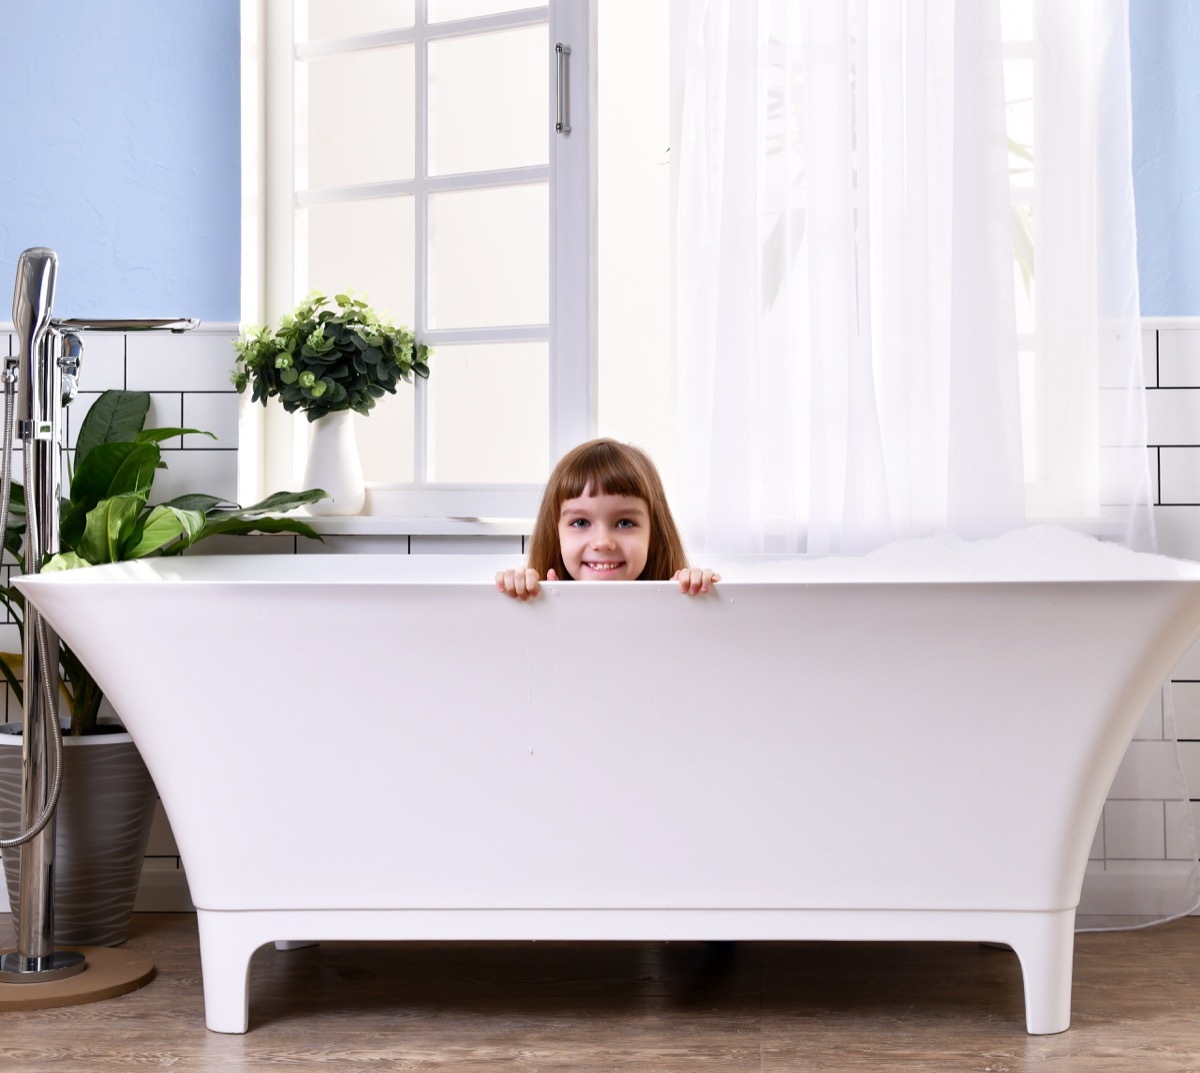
[555,43,571,134]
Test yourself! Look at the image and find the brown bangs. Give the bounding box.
[550,440,653,506]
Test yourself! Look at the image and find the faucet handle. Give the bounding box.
[57,333,83,406]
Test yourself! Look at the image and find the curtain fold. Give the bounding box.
[676,0,1030,556]
[673,0,1197,927]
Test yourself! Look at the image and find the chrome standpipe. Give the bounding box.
[0,248,197,991]
[0,247,84,982]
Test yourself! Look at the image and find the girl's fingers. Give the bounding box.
[495,568,542,600]
[673,567,720,595]
[502,566,717,597]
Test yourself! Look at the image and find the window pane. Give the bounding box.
[304,47,414,188]
[428,25,548,175]
[428,184,548,328]
[304,197,415,327]
[354,390,415,484]
[428,342,549,482]
[305,0,415,40]
[427,0,541,22]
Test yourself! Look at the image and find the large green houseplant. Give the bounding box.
[0,389,324,946]
[0,389,324,735]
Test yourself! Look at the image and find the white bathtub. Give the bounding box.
[16,527,1200,1034]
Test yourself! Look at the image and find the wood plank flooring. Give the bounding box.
[3,912,1200,1071]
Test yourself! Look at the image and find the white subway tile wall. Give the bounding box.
[3,324,1200,914]
[1157,328,1200,388]
[1133,323,1200,890]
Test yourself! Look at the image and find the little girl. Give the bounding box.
[496,438,719,600]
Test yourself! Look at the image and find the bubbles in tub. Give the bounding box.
[706,525,1200,583]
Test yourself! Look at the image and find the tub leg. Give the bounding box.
[1009,909,1076,1035]
[196,910,268,1034]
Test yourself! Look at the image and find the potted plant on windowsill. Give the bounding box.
[0,389,325,946]
[231,292,432,516]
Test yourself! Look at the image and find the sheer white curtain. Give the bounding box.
[673,0,1154,553]
[672,0,1196,926]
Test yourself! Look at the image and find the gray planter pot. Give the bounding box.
[0,726,158,947]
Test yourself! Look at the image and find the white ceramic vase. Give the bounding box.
[303,410,365,516]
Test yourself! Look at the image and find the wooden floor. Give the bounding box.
[3,912,1200,1071]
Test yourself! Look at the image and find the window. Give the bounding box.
[240,0,598,518]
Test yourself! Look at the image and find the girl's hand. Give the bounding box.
[495,567,559,600]
[671,567,721,595]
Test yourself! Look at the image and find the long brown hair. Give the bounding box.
[528,439,688,581]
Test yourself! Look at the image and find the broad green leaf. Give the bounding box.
[161,493,230,513]
[106,444,163,498]
[208,488,328,518]
[64,442,157,547]
[69,442,160,504]
[76,493,146,565]
[41,551,92,572]
[190,515,324,545]
[74,391,150,470]
[3,527,24,565]
[134,427,216,446]
[123,504,206,559]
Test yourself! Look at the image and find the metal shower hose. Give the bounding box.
[0,364,65,850]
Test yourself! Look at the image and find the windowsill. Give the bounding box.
[296,514,532,538]
[295,513,1123,542]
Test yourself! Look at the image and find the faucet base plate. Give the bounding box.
[0,948,85,982]
[0,946,154,1009]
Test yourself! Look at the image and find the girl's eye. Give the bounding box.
[616,518,636,529]
[568,518,589,528]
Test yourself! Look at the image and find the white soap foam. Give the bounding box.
[707,526,1200,584]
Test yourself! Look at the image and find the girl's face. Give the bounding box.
[557,486,651,581]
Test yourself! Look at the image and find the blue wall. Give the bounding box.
[0,1,240,322]
[1131,0,1200,316]
[0,2,1195,321]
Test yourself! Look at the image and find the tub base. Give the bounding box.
[197,906,1076,1035]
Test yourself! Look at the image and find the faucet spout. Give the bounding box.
[53,317,200,333]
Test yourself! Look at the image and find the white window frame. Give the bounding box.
[239,0,596,522]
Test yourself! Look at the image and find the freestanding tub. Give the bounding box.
[15,527,1200,1034]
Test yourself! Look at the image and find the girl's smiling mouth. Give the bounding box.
[584,561,624,573]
